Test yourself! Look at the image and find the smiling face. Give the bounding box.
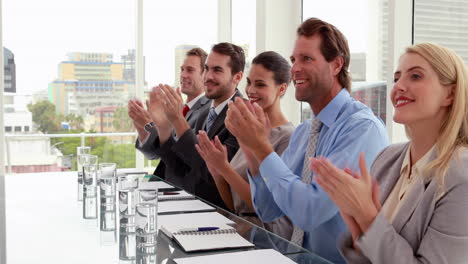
[245,64,285,111]
[391,52,454,126]
[180,55,204,98]
[290,35,342,112]
[203,52,241,103]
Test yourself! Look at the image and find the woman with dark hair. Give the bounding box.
[196,51,295,239]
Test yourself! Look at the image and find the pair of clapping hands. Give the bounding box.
[196,98,271,178]
[128,84,183,129]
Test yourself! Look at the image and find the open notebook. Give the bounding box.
[161,223,254,252]
[173,249,296,264]
[158,190,195,202]
[158,199,215,214]
[139,181,177,191]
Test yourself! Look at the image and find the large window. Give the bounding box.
[232,0,256,91]
[302,0,389,123]
[143,0,218,90]
[4,0,136,172]
[414,0,468,64]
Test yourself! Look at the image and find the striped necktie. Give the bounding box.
[205,107,217,132]
[290,117,322,246]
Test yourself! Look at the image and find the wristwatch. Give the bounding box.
[144,121,155,132]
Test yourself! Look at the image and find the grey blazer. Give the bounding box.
[135,95,210,160]
[340,142,468,264]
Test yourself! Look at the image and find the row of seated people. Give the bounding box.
[127,17,468,264]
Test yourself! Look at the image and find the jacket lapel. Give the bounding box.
[207,106,227,138]
[391,177,426,233]
[206,90,242,138]
[186,96,209,121]
[378,144,409,203]
[385,146,437,233]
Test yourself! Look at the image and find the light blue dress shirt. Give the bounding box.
[248,89,389,264]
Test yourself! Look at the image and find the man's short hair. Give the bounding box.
[186,47,208,72]
[211,42,246,75]
[297,17,351,91]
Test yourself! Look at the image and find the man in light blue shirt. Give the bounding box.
[225,18,389,263]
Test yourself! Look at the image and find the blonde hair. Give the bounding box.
[405,43,468,188]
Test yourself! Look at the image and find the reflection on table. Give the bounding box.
[5,171,333,264]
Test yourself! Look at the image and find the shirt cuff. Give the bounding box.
[258,152,282,183]
[138,133,150,146]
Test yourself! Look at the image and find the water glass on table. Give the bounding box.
[100,171,117,232]
[78,154,98,202]
[83,164,98,219]
[136,189,158,243]
[136,188,158,264]
[99,162,117,180]
[118,175,139,262]
[76,146,91,201]
[118,174,139,217]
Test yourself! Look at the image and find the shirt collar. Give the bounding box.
[400,145,411,176]
[186,93,205,109]
[316,89,350,128]
[400,144,436,178]
[210,91,236,115]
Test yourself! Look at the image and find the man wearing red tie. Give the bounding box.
[128,48,210,183]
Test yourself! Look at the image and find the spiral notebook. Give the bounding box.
[158,190,195,202]
[174,249,297,264]
[161,224,254,252]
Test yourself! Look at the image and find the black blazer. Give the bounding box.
[155,90,242,210]
[145,96,211,189]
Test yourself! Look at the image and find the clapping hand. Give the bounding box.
[128,99,152,130]
[310,153,380,233]
[158,84,184,124]
[195,132,229,180]
[147,85,170,127]
[225,97,273,161]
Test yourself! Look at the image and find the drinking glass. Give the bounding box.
[118,175,139,217]
[135,189,158,245]
[83,164,98,219]
[99,162,117,180]
[76,146,91,201]
[100,175,116,231]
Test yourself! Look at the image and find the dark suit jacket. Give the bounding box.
[155,90,242,209]
[135,96,210,187]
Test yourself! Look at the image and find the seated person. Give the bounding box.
[224,18,389,263]
[196,51,295,240]
[147,43,245,209]
[311,42,468,263]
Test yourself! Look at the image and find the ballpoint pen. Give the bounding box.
[177,227,220,232]
[162,191,180,195]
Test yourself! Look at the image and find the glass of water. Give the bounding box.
[83,164,98,219]
[99,162,117,180]
[136,189,158,242]
[100,168,117,232]
[76,146,91,201]
[78,154,98,202]
[118,175,139,217]
[136,188,158,264]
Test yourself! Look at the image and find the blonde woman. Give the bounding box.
[310,43,468,263]
[195,51,295,240]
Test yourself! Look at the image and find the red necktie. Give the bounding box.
[182,104,190,117]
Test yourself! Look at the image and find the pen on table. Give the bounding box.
[161,191,180,195]
[177,227,220,232]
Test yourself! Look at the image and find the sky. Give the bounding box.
[4,0,369,98]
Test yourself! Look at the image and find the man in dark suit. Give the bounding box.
[152,42,245,209]
[128,48,209,187]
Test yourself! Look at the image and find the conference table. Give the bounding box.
[4,171,333,263]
